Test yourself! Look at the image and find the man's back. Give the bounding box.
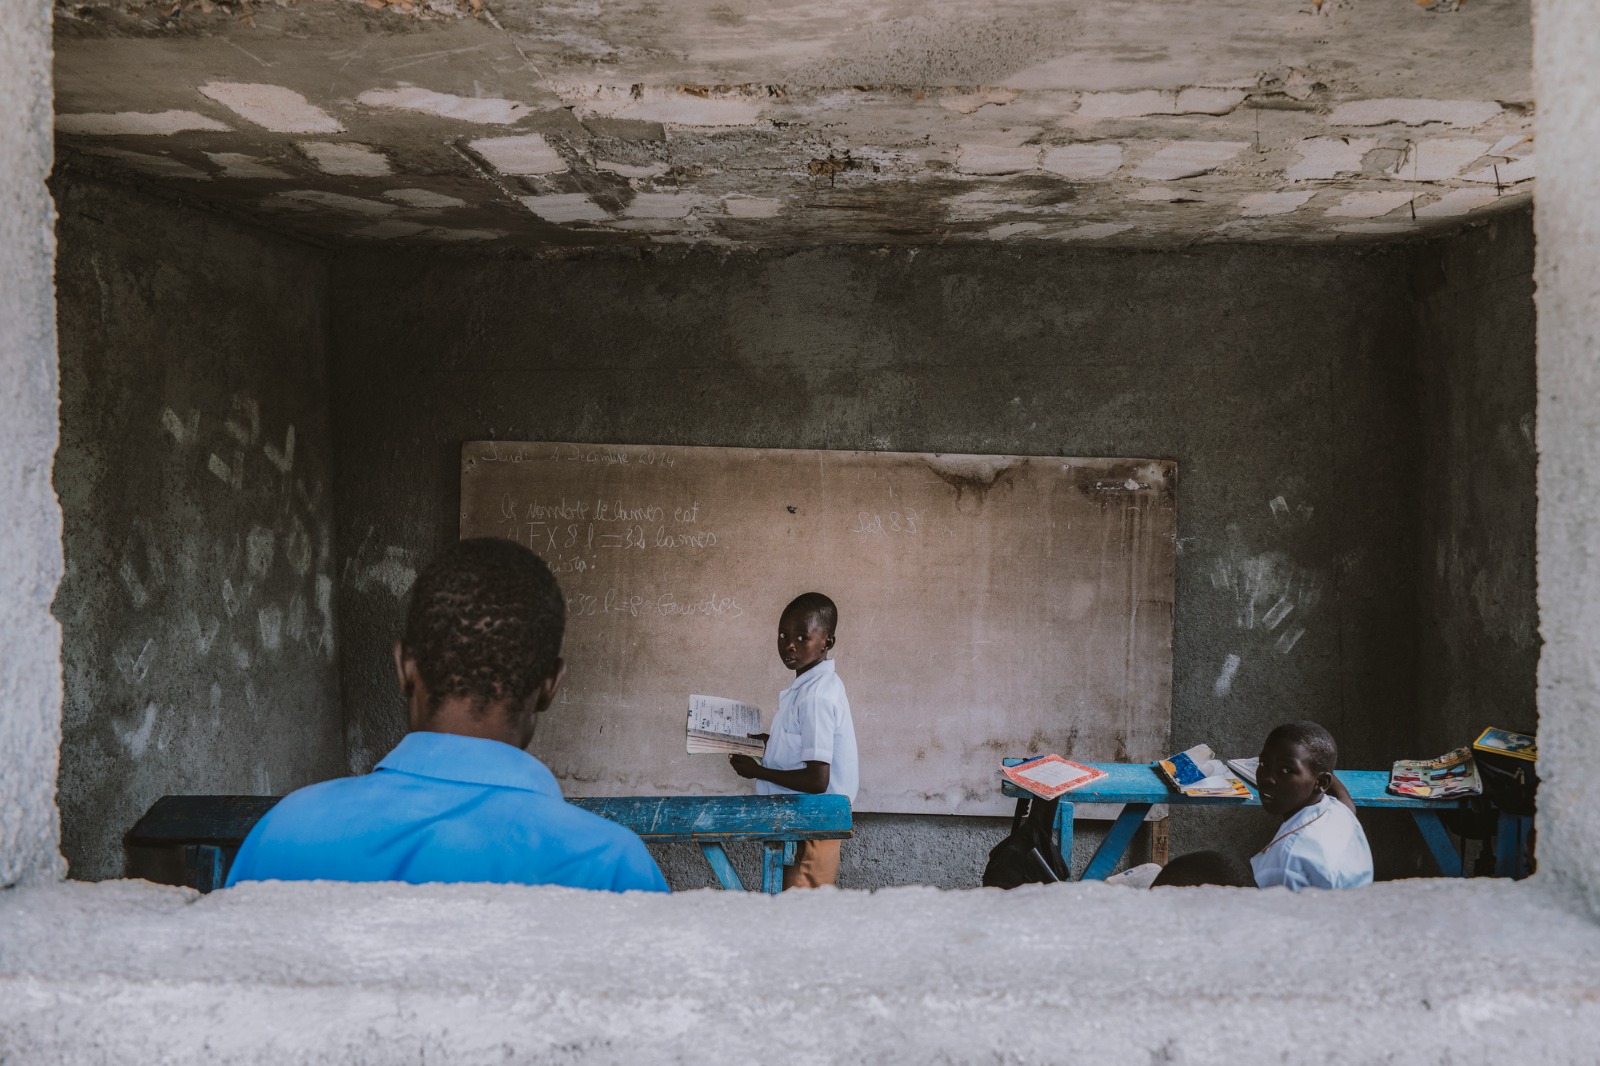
[227,732,668,893]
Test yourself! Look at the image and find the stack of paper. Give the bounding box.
[686,694,766,756]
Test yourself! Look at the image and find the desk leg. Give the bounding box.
[761,843,785,895]
[1495,814,1533,879]
[193,845,226,893]
[699,843,747,891]
[1081,804,1150,881]
[1055,802,1075,879]
[1410,812,1463,878]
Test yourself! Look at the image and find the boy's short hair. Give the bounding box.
[403,538,565,713]
[1265,720,1339,775]
[783,592,838,636]
[1150,850,1257,888]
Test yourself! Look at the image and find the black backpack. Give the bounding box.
[982,796,1070,888]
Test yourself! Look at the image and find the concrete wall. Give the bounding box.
[1535,0,1600,915]
[328,239,1426,884]
[51,176,345,881]
[1414,211,1539,758]
[0,0,64,887]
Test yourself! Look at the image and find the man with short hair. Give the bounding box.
[227,538,668,893]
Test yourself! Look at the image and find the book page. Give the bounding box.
[687,695,765,755]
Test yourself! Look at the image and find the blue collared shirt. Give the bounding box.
[226,732,669,893]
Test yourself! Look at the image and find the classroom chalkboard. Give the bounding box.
[459,442,1176,817]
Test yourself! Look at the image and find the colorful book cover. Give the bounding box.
[1473,727,1537,763]
[1000,754,1107,800]
[1154,744,1252,799]
[1388,747,1483,798]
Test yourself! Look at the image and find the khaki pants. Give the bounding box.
[783,838,841,889]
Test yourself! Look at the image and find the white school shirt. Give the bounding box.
[1251,793,1373,891]
[757,658,858,803]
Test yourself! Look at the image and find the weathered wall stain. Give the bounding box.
[51,175,345,881]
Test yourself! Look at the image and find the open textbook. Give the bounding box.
[686,694,766,756]
[1154,744,1252,799]
[1389,747,1482,799]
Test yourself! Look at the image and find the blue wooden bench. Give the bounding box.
[126,793,852,895]
[1001,759,1477,880]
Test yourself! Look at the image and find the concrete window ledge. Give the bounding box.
[3,879,1598,1064]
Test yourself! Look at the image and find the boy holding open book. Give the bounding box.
[728,592,858,889]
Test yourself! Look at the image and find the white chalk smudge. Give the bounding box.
[285,515,314,577]
[224,396,260,445]
[316,573,336,659]
[359,547,418,598]
[113,639,156,685]
[1269,496,1289,520]
[195,616,220,656]
[258,606,284,652]
[161,407,197,444]
[222,578,242,618]
[232,642,252,670]
[116,704,159,758]
[207,453,234,485]
[119,559,150,608]
[264,424,295,474]
[1213,654,1241,697]
[1276,627,1306,654]
[1262,597,1294,631]
[287,593,307,642]
[246,526,276,579]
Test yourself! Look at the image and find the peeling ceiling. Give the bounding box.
[53,0,1535,248]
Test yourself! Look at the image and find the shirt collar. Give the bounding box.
[375,731,563,796]
[784,657,837,694]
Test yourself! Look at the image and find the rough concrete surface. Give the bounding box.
[4,876,1600,1064]
[1533,0,1600,917]
[0,0,66,888]
[51,175,346,880]
[328,235,1434,878]
[50,0,1535,248]
[1414,210,1538,757]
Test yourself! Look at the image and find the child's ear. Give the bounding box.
[1316,770,1333,793]
[824,633,836,652]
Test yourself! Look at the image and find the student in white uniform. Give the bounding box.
[1251,720,1373,891]
[729,592,858,889]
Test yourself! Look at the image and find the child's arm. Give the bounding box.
[728,755,830,794]
[1325,773,1356,814]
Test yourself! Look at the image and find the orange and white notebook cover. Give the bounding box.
[1001,755,1107,800]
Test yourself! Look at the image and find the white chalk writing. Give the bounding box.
[849,509,920,536]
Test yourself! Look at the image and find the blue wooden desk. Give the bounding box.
[1001,760,1469,880]
[127,793,852,895]
[570,794,851,893]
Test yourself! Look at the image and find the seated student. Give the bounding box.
[728,592,858,889]
[1251,720,1373,891]
[1150,850,1257,888]
[227,538,668,893]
